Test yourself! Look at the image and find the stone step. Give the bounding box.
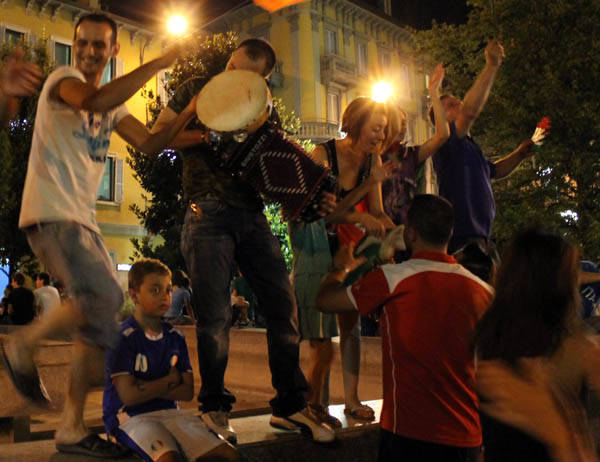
[0,401,382,462]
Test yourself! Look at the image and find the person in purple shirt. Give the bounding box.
[431,39,534,254]
[382,63,449,228]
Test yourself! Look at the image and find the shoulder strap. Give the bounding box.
[322,139,339,176]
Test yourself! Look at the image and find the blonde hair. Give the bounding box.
[341,97,400,152]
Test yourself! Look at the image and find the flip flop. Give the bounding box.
[0,339,51,409]
[308,403,342,428]
[344,404,375,421]
[56,434,130,458]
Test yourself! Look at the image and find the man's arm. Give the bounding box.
[317,244,365,313]
[151,106,208,149]
[0,47,42,125]
[418,63,450,163]
[493,139,533,179]
[455,39,504,138]
[112,367,193,406]
[115,95,198,156]
[52,44,182,114]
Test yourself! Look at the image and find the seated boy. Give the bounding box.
[103,259,238,462]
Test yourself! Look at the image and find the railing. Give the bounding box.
[298,119,340,142]
[320,54,357,88]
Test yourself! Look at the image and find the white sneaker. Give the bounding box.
[269,407,335,443]
[201,410,237,444]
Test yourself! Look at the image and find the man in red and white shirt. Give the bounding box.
[318,194,493,462]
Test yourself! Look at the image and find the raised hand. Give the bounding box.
[485,39,505,68]
[428,63,445,97]
[0,47,42,97]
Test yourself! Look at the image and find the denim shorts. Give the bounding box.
[26,222,123,348]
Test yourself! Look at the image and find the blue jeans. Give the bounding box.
[181,200,308,416]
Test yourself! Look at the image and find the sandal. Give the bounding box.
[56,434,130,458]
[344,404,375,421]
[308,403,342,428]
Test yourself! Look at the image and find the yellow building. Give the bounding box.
[1,0,171,284]
[203,0,434,149]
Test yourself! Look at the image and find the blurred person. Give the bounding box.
[0,12,194,457]
[6,272,35,326]
[164,269,194,325]
[473,228,600,462]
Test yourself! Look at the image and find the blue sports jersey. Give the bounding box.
[103,316,193,434]
[580,261,600,318]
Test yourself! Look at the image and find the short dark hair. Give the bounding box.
[128,259,171,291]
[406,194,454,246]
[37,272,51,286]
[172,269,190,289]
[237,38,276,77]
[12,272,25,287]
[74,13,118,45]
[428,94,451,125]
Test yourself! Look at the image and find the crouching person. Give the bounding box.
[103,259,238,462]
[317,195,493,462]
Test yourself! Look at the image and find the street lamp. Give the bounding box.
[372,81,393,103]
[167,14,188,36]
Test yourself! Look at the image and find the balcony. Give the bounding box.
[298,119,341,144]
[320,54,357,88]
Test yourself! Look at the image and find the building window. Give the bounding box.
[357,42,368,75]
[326,91,340,123]
[325,29,338,55]
[5,29,25,45]
[399,63,410,96]
[55,42,71,66]
[97,155,124,203]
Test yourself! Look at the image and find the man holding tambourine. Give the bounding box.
[151,38,336,445]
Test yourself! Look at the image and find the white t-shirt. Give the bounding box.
[34,285,61,316]
[19,66,130,233]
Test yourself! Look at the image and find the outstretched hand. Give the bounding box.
[0,47,42,97]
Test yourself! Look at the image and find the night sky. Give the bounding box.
[104,0,469,31]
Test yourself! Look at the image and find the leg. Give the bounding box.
[307,339,334,407]
[54,340,104,444]
[338,311,373,420]
[235,210,307,417]
[181,203,237,412]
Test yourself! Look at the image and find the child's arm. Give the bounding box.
[162,371,194,401]
[112,366,184,407]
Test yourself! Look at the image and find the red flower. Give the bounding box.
[537,116,551,130]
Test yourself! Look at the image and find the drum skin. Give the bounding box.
[196,69,271,135]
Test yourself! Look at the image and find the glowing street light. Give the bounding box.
[167,15,188,36]
[372,81,393,103]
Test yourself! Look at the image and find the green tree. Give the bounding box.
[416,0,600,258]
[0,41,52,278]
[128,33,312,271]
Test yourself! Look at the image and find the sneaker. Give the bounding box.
[200,410,237,444]
[270,407,335,443]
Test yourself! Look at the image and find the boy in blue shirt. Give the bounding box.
[103,259,238,462]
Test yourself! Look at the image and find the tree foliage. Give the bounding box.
[129,33,310,271]
[0,40,52,277]
[416,0,600,258]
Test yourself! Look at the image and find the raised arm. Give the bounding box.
[455,40,504,138]
[52,44,182,113]
[417,63,450,163]
[0,47,42,125]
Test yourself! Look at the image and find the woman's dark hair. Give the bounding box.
[172,269,190,289]
[474,227,580,364]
